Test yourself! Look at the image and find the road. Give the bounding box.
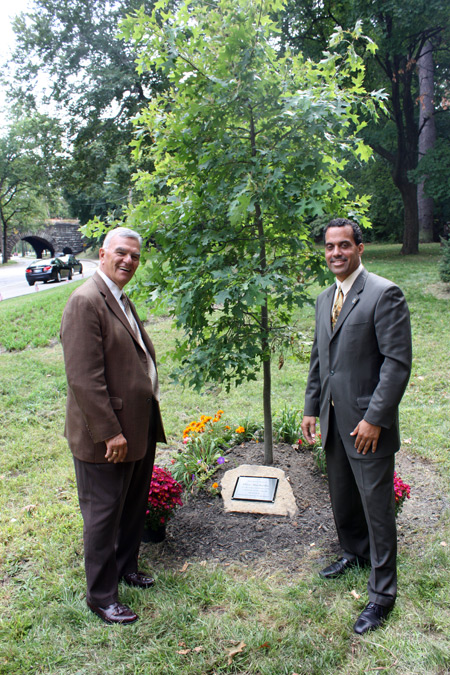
[0,256,98,301]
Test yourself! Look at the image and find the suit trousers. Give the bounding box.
[325,406,397,607]
[73,438,156,606]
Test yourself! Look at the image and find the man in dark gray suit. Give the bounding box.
[301,218,412,634]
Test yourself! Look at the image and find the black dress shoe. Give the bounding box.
[353,602,393,634]
[319,556,368,579]
[122,571,155,589]
[87,600,138,624]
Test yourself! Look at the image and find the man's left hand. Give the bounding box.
[105,433,128,463]
[350,420,381,455]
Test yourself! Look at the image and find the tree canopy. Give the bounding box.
[0,114,64,263]
[106,0,385,462]
[9,0,172,224]
[279,0,450,252]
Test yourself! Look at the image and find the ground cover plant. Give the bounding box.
[1,243,450,674]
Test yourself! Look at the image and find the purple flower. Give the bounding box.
[217,456,225,465]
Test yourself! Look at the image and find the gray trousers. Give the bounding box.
[325,407,397,607]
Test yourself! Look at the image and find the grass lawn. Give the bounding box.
[0,243,449,674]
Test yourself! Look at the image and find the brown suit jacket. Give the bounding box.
[60,272,166,463]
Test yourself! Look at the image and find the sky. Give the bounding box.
[0,0,34,125]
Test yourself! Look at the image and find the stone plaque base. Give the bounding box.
[221,464,298,516]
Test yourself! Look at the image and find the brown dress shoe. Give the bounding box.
[122,571,155,589]
[87,600,138,624]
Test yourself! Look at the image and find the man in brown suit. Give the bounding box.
[61,226,166,624]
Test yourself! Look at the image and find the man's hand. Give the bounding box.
[350,420,381,455]
[301,416,317,445]
[105,433,128,463]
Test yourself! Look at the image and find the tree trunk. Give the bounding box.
[400,182,420,255]
[262,311,273,466]
[250,107,273,464]
[257,221,273,465]
[1,219,7,264]
[417,39,436,242]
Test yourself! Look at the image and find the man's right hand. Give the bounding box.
[301,416,317,445]
[105,433,128,463]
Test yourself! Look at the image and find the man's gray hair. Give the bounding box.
[102,227,142,250]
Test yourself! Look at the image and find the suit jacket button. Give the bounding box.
[330,370,335,375]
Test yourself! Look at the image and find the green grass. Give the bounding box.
[1,243,450,674]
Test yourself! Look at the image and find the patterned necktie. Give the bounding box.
[331,286,344,329]
[121,294,160,400]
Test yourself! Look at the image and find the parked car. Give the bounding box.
[61,254,83,275]
[25,257,72,286]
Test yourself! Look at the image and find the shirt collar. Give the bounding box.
[336,263,364,297]
[97,268,123,305]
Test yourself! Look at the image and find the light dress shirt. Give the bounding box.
[97,268,129,316]
[332,263,364,305]
[97,269,159,399]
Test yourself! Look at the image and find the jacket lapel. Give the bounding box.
[93,272,137,341]
[93,273,157,362]
[324,285,336,339]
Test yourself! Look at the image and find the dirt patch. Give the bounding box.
[426,282,450,300]
[142,442,448,573]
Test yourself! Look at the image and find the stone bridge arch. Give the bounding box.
[5,220,84,260]
[10,230,57,258]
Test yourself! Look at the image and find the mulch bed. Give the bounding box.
[142,441,448,574]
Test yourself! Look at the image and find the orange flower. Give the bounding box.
[212,482,219,489]
[235,426,245,434]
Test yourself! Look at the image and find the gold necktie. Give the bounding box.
[122,294,160,400]
[331,287,344,329]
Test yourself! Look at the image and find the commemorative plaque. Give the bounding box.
[231,475,279,503]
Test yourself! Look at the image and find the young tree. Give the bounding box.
[118,0,384,463]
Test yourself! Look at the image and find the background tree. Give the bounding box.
[9,0,172,224]
[0,114,64,263]
[417,39,437,243]
[278,0,449,253]
[113,0,384,464]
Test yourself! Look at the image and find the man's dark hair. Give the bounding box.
[324,218,363,246]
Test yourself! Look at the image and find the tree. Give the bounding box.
[9,0,171,224]
[0,114,64,263]
[113,0,384,464]
[278,0,449,253]
[417,39,437,242]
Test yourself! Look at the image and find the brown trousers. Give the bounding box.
[73,439,156,606]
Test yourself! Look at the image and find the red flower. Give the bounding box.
[145,466,183,530]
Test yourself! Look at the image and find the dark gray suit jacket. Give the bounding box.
[304,268,412,459]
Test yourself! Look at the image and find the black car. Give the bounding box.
[59,254,83,275]
[25,257,72,286]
